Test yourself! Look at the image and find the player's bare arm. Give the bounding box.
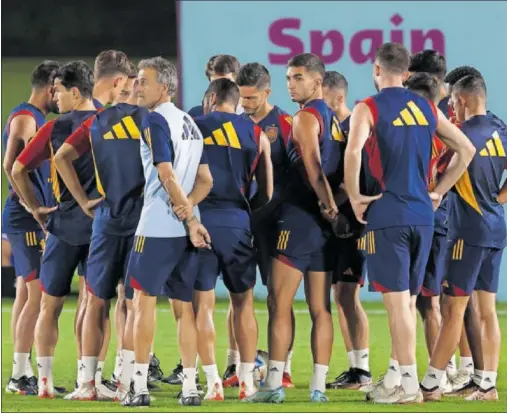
[293,110,337,219]
[173,164,213,220]
[3,115,37,204]
[11,123,58,229]
[251,130,274,211]
[157,161,211,248]
[344,103,382,224]
[187,165,214,207]
[433,109,476,197]
[54,143,102,218]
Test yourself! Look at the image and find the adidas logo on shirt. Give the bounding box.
[392,101,429,126]
[479,131,506,157]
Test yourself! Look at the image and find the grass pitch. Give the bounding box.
[1,299,506,412]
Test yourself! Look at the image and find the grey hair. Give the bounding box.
[138,57,178,96]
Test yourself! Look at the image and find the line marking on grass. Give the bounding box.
[2,307,507,315]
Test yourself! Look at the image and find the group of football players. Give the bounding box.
[2,42,505,407]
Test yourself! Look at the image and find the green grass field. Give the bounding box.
[1,299,507,412]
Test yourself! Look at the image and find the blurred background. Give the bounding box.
[2,0,507,301]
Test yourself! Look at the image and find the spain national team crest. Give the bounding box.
[265,125,278,143]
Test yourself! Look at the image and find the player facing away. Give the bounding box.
[53,65,147,401]
[245,53,341,404]
[344,42,475,404]
[421,75,507,402]
[12,61,105,399]
[236,62,296,388]
[3,60,61,396]
[187,79,272,401]
[121,57,212,407]
[322,71,372,390]
[167,55,245,389]
[70,50,133,395]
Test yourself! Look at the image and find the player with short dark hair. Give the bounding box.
[421,75,506,403]
[165,54,243,388]
[245,53,341,404]
[3,60,61,396]
[409,50,447,82]
[417,61,489,393]
[322,71,372,390]
[445,66,483,88]
[187,55,242,119]
[53,70,148,401]
[236,62,296,388]
[11,60,112,400]
[186,78,272,401]
[344,42,475,403]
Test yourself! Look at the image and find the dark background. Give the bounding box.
[2,0,178,57]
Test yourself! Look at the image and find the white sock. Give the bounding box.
[284,350,293,375]
[384,358,401,388]
[347,351,355,368]
[226,348,240,367]
[133,363,149,393]
[12,352,29,379]
[480,371,497,390]
[25,355,35,378]
[473,369,484,386]
[120,350,135,388]
[36,357,53,387]
[113,351,123,380]
[459,356,474,374]
[310,364,328,393]
[149,352,154,364]
[182,367,197,395]
[77,359,83,387]
[264,360,285,390]
[239,362,255,389]
[421,365,445,390]
[82,356,98,384]
[353,349,369,372]
[95,360,105,385]
[400,364,419,394]
[202,364,220,389]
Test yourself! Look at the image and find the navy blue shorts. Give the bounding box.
[40,233,89,297]
[195,226,256,294]
[274,203,336,274]
[126,236,198,302]
[6,231,44,282]
[420,233,447,296]
[86,229,134,300]
[332,236,365,285]
[443,239,503,296]
[366,226,433,295]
